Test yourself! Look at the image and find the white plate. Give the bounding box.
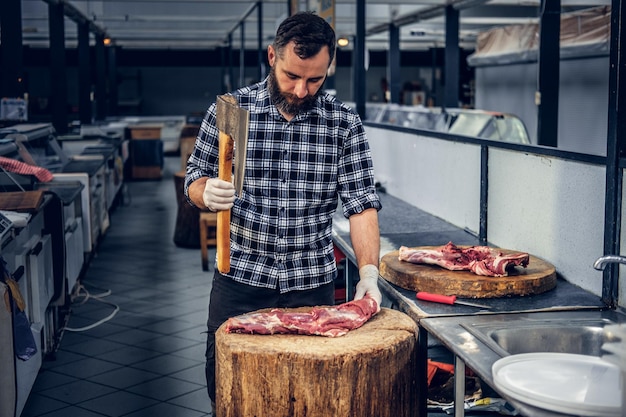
[492,352,622,417]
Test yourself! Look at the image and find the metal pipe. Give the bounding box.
[593,255,626,270]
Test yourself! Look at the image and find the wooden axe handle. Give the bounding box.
[217,131,233,273]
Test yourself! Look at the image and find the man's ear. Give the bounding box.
[267,45,276,67]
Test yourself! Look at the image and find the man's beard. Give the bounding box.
[268,66,324,116]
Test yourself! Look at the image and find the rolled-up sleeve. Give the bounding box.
[338,114,382,218]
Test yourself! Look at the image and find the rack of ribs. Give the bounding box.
[224,296,379,337]
[398,241,529,277]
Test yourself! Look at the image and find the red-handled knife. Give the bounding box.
[416,292,491,309]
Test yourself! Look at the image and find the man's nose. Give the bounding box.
[294,80,308,98]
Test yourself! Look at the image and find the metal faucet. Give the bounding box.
[593,255,626,270]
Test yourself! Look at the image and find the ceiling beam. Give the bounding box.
[224,2,259,44]
[366,0,492,35]
[41,0,109,38]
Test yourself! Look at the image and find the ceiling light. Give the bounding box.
[337,37,349,47]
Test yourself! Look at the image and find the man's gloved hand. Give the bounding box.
[354,264,382,310]
[202,178,235,212]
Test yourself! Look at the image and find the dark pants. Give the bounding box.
[205,271,335,402]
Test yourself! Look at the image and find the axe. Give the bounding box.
[215,95,249,273]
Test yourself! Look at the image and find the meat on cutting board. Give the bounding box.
[224,296,379,337]
[398,241,529,277]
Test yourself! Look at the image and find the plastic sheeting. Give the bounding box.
[467,6,610,67]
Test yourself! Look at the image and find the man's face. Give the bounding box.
[267,41,329,117]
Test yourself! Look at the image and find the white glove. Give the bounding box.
[354,264,382,310]
[202,178,235,212]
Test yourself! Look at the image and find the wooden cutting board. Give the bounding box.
[380,246,557,298]
[0,191,44,212]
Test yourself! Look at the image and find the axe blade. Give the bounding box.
[216,95,249,195]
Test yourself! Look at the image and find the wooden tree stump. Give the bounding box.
[216,307,419,417]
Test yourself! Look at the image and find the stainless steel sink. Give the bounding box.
[491,322,612,355]
[421,309,626,417]
[460,310,626,357]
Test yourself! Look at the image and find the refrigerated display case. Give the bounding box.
[446,109,531,144]
[354,103,531,145]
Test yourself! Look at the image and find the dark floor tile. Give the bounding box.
[104,328,165,345]
[179,310,209,325]
[51,357,123,379]
[144,303,203,320]
[140,318,199,335]
[169,363,206,386]
[51,330,93,348]
[116,300,173,315]
[117,286,169,300]
[170,294,209,308]
[41,350,89,370]
[106,311,167,328]
[69,298,116,316]
[134,334,202,354]
[172,325,207,343]
[30,369,78,392]
[170,343,205,361]
[156,280,210,295]
[84,267,144,285]
[167,388,212,414]
[89,366,161,389]
[78,391,159,417]
[126,375,204,401]
[65,321,130,339]
[63,315,104,332]
[96,344,163,366]
[19,393,69,417]
[38,380,117,405]
[176,296,211,311]
[37,406,111,417]
[131,353,202,375]
[61,338,127,357]
[122,402,208,417]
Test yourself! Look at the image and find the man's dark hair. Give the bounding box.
[273,11,336,66]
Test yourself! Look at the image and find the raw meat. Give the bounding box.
[224,296,379,337]
[398,242,529,277]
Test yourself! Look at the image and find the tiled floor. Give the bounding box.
[21,156,214,417]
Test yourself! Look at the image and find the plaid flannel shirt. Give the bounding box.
[185,79,381,293]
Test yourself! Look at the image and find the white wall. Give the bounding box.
[366,126,481,234]
[365,125,617,304]
[487,150,606,296]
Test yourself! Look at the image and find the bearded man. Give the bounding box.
[184,11,382,414]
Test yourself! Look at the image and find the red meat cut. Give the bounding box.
[224,296,379,337]
[398,241,529,277]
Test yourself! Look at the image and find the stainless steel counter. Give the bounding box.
[333,192,606,319]
[421,310,625,417]
[332,192,611,417]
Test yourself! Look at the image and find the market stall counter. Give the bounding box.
[332,192,607,416]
